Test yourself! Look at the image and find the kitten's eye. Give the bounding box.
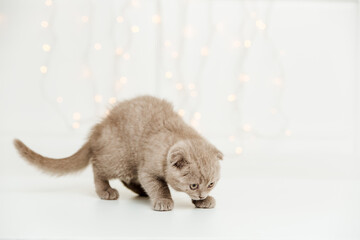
[208,182,214,188]
[189,184,199,190]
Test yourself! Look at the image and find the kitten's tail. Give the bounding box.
[13,139,91,176]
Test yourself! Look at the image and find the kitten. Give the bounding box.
[14,96,222,211]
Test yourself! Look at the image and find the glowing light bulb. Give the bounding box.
[285,130,292,136]
[194,112,201,120]
[41,21,49,28]
[94,95,102,103]
[238,74,250,82]
[42,44,51,52]
[115,47,123,55]
[72,122,80,129]
[243,124,252,132]
[228,136,235,142]
[116,16,124,23]
[131,0,140,7]
[82,68,91,78]
[273,77,282,86]
[232,40,241,48]
[123,53,130,60]
[165,71,173,79]
[184,25,194,38]
[81,16,89,23]
[152,14,161,24]
[191,119,199,127]
[44,0,52,6]
[108,97,116,104]
[94,43,102,50]
[216,22,224,33]
[244,40,251,48]
[178,109,185,117]
[190,91,198,97]
[250,11,257,18]
[270,108,278,115]
[56,97,63,103]
[164,40,172,48]
[171,51,178,59]
[104,110,110,116]
[200,46,209,56]
[227,94,236,102]
[175,83,183,90]
[256,20,266,30]
[188,83,195,90]
[235,147,243,155]
[73,112,81,120]
[40,66,47,74]
[131,25,139,33]
[120,76,127,84]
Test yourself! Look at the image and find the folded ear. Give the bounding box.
[216,151,223,160]
[167,143,189,169]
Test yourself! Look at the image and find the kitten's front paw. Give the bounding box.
[152,198,174,211]
[192,196,216,209]
[98,188,119,200]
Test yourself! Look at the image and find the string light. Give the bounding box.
[164,40,172,48]
[41,21,49,28]
[82,68,91,78]
[40,65,47,74]
[131,25,139,33]
[131,0,140,7]
[188,83,195,90]
[115,47,123,55]
[56,97,63,103]
[190,91,198,97]
[44,0,52,6]
[250,11,257,19]
[285,130,292,136]
[243,124,252,132]
[238,74,250,82]
[116,16,124,23]
[232,40,241,48]
[256,20,266,30]
[123,53,130,60]
[273,77,282,86]
[171,51,178,59]
[119,76,127,84]
[72,122,80,129]
[227,94,236,102]
[270,108,278,115]
[244,40,251,48]
[165,71,173,79]
[235,147,243,155]
[228,136,235,142]
[175,83,183,90]
[216,22,224,33]
[42,44,51,52]
[194,112,201,120]
[200,46,209,56]
[152,14,161,24]
[81,16,89,23]
[94,95,102,103]
[108,97,116,104]
[183,25,194,38]
[73,112,81,120]
[94,43,102,50]
[178,109,185,117]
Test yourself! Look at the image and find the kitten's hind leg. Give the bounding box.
[93,169,119,200]
[121,180,148,197]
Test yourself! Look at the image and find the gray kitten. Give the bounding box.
[14,96,222,211]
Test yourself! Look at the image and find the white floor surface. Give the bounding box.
[0,172,359,240]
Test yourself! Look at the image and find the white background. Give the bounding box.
[0,0,359,239]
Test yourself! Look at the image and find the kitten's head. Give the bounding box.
[166,139,222,200]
